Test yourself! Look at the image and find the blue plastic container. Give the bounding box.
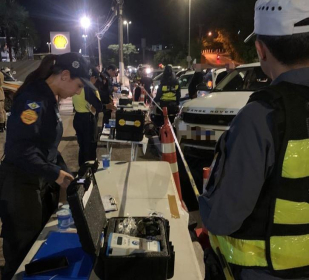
[23,232,94,279]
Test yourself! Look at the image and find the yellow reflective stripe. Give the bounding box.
[274,199,309,225]
[162,86,168,91]
[282,139,309,178]
[209,233,267,267]
[161,93,176,101]
[271,235,309,270]
[95,90,101,101]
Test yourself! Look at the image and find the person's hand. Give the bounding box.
[56,170,74,189]
[113,86,118,92]
[106,102,116,111]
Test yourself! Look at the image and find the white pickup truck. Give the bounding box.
[174,62,271,151]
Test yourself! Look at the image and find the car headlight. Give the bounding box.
[155,85,159,90]
[146,68,151,74]
[150,86,153,90]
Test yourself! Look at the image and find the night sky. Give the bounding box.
[17,0,208,53]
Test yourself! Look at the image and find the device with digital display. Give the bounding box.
[106,233,160,256]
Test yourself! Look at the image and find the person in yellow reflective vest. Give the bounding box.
[154,65,180,123]
[198,1,309,279]
[73,67,102,166]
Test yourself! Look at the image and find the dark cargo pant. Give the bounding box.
[0,161,58,280]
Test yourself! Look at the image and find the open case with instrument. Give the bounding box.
[67,167,175,280]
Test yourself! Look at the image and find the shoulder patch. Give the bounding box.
[21,109,38,125]
[26,101,41,113]
[27,102,40,110]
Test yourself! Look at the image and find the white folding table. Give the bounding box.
[14,161,203,280]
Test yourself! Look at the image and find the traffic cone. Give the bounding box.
[160,107,183,203]
[203,167,210,193]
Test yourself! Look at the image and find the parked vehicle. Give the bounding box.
[196,68,228,97]
[1,67,22,111]
[174,63,271,209]
[174,62,271,150]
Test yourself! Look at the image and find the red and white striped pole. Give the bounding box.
[195,166,211,249]
[160,107,183,203]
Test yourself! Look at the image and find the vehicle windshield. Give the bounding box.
[179,74,194,89]
[153,73,163,81]
[213,66,271,92]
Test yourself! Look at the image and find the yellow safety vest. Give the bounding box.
[72,89,89,113]
[160,85,179,102]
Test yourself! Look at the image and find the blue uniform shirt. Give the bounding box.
[4,80,63,182]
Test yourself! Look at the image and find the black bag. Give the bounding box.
[67,167,175,280]
[119,98,133,106]
[116,110,145,141]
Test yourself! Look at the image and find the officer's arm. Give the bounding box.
[176,82,181,103]
[198,101,275,235]
[10,98,61,182]
[154,85,162,103]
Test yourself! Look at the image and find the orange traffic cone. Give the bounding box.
[160,107,183,202]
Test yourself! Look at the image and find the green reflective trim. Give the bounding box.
[274,199,309,225]
[282,139,309,178]
[271,235,309,270]
[210,233,309,270]
[209,233,267,267]
[161,92,176,101]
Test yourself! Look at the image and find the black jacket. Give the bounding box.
[5,80,67,182]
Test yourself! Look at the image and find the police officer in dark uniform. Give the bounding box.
[154,65,180,123]
[97,64,117,125]
[199,1,309,279]
[73,66,102,166]
[0,53,94,279]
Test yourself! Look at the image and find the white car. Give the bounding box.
[174,62,271,149]
[197,68,228,98]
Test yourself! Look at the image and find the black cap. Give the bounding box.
[55,52,96,91]
[89,66,102,82]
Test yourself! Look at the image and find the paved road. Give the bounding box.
[202,52,237,67]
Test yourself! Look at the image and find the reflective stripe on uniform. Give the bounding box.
[282,139,309,178]
[210,232,309,270]
[161,92,176,101]
[270,235,309,270]
[274,199,309,225]
[209,233,267,267]
[161,143,176,153]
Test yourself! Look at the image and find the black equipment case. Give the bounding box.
[119,98,133,106]
[116,110,145,142]
[67,167,175,280]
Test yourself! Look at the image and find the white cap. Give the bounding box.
[245,0,309,43]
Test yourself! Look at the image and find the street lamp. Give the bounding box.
[208,31,212,36]
[80,16,91,56]
[46,42,51,53]
[123,20,132,44]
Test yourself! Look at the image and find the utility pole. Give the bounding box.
[116,0,124,84]
[97,18,103,72]
[187,0,192,69]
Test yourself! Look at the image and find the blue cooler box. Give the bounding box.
[23,232,94,280]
